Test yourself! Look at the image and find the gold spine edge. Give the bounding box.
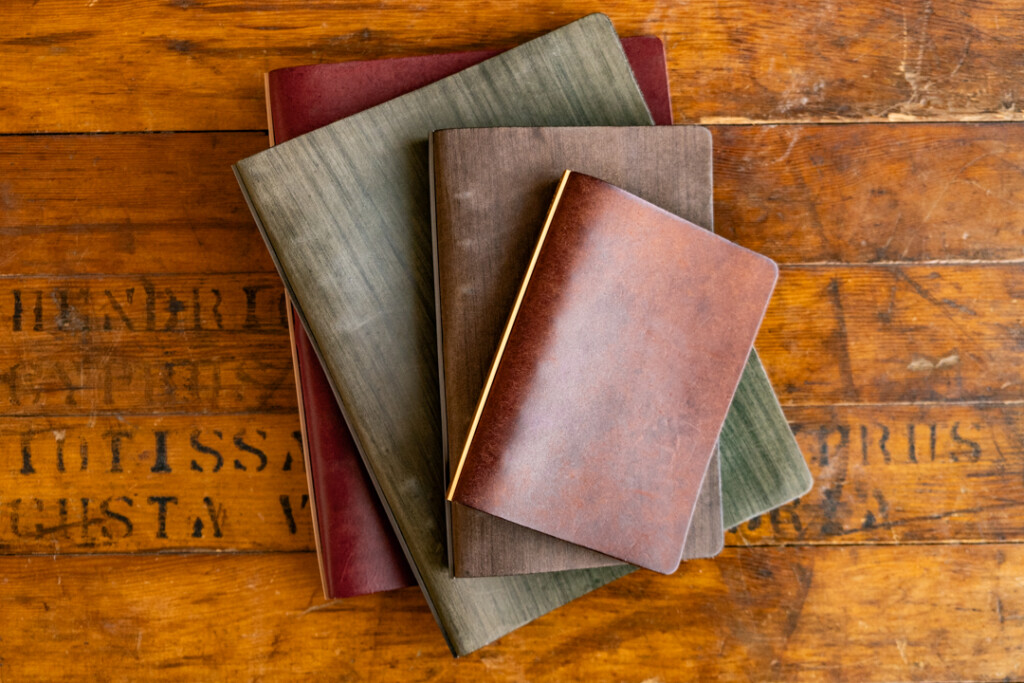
[445,169,572,501]
[263,73,276,147]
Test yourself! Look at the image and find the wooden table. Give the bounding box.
[3,2,1023,680]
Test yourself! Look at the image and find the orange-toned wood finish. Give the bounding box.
[2,1,1023,678]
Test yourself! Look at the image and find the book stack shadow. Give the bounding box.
[234,14,813,657]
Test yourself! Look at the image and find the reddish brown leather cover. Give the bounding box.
[268,37,671,596]
[449,172,778,574]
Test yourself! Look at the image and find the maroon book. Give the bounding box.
[268,36,674,598]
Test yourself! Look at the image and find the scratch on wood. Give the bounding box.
[301,600,340,616]
[907,353,960,372]
[825,278,858,401]
[895,638,909,665]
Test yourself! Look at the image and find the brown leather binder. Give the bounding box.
[448,171,778,574]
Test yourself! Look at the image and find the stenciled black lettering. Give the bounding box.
[147,496,178,539]
[55,431,65,472]
[190,429,224,473]
[280,494,297,534]
[12,290,22,331]
[951,422,982,462]
[210,289,223,329]
[282,430,303,471]
[201,497,224,538]
[192,288,201,330]
[100,496,133,539]
[33,291,43,331]
[150,430,171,473]
[878,424,892,463]
[0,363,21,407]
[163,288,186,330]
[9,499,27,537]
[105,428,132,473]
[20,433,34,474]
[242,285,274,329]
[80,497,93,543]
[233,430,268,471]
[102,289,135,330]
[907,423,917,463]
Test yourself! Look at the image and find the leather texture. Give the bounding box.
[451,172,778,575]
[270,37,675,591]
[432,126,725,576]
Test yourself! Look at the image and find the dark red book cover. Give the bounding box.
[268,36,673,597]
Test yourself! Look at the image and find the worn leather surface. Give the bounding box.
[270,38,669,594]
[452,172,778,574]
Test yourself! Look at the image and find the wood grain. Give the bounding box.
[730,403,1024,547]
[713,122,1024,263]
[2,547,1023,681]
[0,273,296,415]
[4,123,1022,279]
[760,264,1024,405]
[3,1,1023,132]
[2,265,1018,415]
[0,133,273,275]
[0,415,310,554]
[1,402,1017,555]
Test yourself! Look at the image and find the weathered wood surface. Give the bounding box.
[3,546,1023,681]
[730,402,1024,547]
[3,1,1024,133]
[0,415,310,554]
[3,123,1022,277]
[0,265,1016,416]
[3,403,1021,555]
[2,1,1023,677]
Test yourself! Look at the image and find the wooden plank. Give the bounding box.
[713,122,1024,263]
[1,546,1022,680]
[729,402,1024,546]
[2,402,1019,554]
[0,415,310,554]
[0,274,288,334]
[5,124,1023,277]
[760,263,1024,405]
[3,1,1023,133]
[0,274,295,415]
[0,352,296,416]
[0,133,272,275]
[0,264,1019,413]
